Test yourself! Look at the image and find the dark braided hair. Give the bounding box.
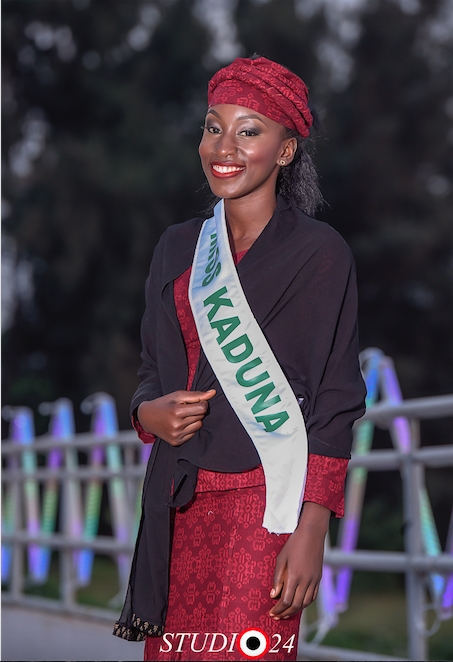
[277,103,324,217]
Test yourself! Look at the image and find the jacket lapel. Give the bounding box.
[156,198,315,384]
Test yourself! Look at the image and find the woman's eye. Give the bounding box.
[202,125,221,134]
[238,128,259,137]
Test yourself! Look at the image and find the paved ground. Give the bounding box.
[2,605,145,661]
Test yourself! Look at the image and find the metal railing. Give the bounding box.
[2,375,453,660]
[298,387,453,662]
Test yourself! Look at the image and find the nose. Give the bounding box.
[214,130,237,158]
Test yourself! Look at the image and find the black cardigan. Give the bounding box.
[114,196,366,641]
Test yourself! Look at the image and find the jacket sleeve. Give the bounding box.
[306,252,366,459]
[303,454,349,517]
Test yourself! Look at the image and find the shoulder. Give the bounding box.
[280,202,354,267]
[157,216,205,250]
[149,215,205,284]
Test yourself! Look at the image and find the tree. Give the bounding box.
[2,0,210,429]
[2,0,452,436]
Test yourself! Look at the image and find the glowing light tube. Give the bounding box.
[419,488,445,600]
[39,399,81,581]
[79,393,130,594]
[1,488,14,583]
[335,349,382,610]
[2,407,42,582]
[441,508,453,617]
[1,407,16,582]
[380,357,444,602]
[380,357,411,453]
[313,535,339,644]
[94,394,130,596]
[78,395,106,586]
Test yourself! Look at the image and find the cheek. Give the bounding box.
[198,141,211,177]
[247,143,281,170]
[198,138,210,172]
[198,134,211,160]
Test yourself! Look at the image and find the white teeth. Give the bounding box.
[212,164,244,174]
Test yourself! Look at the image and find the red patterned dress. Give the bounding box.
[135,252,348,661]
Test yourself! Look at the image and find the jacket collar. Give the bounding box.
[160,217,204,289]
[164,194,292,275]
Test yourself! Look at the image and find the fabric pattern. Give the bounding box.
[144,484,301,661]
[208,56,313,138]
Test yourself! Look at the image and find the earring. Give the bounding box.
[279,159,286,166]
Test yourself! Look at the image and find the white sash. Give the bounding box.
[188,200,307,534]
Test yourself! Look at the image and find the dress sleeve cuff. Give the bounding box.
[303,453,349,518]
[131,407,156,444]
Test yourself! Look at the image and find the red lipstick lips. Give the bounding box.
[210,162,245,178]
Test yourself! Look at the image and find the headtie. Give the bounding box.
[208,56,313,138]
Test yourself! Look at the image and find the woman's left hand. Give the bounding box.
[269,502,331,620]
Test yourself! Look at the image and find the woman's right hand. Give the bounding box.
[137,389,216,446]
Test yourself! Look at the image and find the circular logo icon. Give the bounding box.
[237,628,270,659]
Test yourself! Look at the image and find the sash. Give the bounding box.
[188,200,307,534]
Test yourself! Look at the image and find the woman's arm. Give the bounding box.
[268,238,365,618]
[269,501,330,620]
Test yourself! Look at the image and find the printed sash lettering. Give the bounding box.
[189,200,308,533]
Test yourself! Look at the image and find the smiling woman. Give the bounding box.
[114,55,366,661]
[198,105,297,247]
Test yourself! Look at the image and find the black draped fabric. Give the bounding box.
[113,196,366,641]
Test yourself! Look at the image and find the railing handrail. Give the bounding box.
[3,530,453,573]
[360,393,453,423]
[1,429,140,455]
[2,443,452,478]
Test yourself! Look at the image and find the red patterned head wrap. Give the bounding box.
[207,56,313,138]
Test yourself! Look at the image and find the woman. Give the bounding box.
[114,56,366,661]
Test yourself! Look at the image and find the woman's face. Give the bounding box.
[199,104,296,203]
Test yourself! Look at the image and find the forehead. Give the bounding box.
[206,104,284,131]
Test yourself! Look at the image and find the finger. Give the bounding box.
[269,579,297,618]
[302,580,320,609]
[272,576,313,619]
[179,389,216,404]
[198,389,216,400]
[312,582,320,603]
[178,423,204,443]
[166,420,204,446]
[180,414,206,427]
[278,583,309,619]
[182,418,204,433]
[179,404,209,418]
[270,555,286,600]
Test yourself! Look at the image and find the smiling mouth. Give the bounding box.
[211,164,245,174]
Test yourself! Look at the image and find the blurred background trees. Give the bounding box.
[2,0,452,432]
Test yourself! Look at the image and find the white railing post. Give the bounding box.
[402,418,427,661]
[60,443,77,610]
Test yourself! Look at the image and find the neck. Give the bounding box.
[224,191,277,254]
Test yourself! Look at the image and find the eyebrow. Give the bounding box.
[206,109,266,124]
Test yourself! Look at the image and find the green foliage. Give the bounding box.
[323,0,453,401]
[19,552,119,608]
[2,0,211,428]
[318,592,453,660]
